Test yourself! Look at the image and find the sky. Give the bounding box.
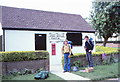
[0,0,94,35]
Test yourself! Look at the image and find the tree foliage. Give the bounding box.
[91,1,120,46]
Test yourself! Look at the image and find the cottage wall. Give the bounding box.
[4,30,95,71]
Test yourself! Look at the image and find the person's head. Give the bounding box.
[84,36,89,41]
[64,40,68,45]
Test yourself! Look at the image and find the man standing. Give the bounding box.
[62,40,71,73]
[84,36,94,70]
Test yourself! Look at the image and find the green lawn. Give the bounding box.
[2,73,63,80]
[72,62,120,80]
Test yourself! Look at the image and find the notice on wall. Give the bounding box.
[49,33,66,43]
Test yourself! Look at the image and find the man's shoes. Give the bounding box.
[63,71,71,73]
[68,71,71,72]
[63,71,67,73]
[85,67,94,72]
[90,67,94,70]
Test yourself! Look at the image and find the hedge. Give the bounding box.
[72,46,119,57]
[0,46,119,62]
[62,46,119,67]
[0,51,49,62]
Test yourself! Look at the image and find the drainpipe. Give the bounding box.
[2,30,5,51]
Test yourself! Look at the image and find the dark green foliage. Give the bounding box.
[73,60,81,67]
[91,1,120,46]
[0,51,49,62]
[6,68,43,77]
[36,68,44,73]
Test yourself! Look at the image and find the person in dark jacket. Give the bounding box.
[84,36,94,70]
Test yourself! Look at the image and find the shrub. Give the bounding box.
[7,68,35,76]
[102,54,119,65]
[35,68,44,73]
[0,51,49,62]
[8,69,19,76]
[72,45,119,57]
[62,46,119,67]
[73,60,81,67]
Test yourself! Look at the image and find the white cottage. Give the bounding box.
[1,6,95,70]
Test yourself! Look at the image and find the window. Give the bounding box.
[35,34,46,50]
[66,33,82,46]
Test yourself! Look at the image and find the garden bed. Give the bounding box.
[2,59,49,75]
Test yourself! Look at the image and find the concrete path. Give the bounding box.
[107,78,119,80]
[50,64,90,80]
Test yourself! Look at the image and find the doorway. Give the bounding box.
[35,34,46,50]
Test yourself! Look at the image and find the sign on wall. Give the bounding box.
[49,33,66,43]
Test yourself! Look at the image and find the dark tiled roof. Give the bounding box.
[2,6,95,32]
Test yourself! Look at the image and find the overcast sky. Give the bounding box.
[0,0,94,35]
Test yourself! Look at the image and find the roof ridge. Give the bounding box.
[1,6,82,17]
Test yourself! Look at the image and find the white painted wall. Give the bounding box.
[5,30,35,51]
[5,30,66,71]
[5,30,95,71]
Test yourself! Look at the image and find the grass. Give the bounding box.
[2,73,64,80]
[72,62,120,80]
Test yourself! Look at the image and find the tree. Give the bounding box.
[90,1,120,46]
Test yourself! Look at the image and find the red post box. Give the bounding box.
[52,43,56,55]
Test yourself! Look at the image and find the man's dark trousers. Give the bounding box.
[86,52,94,67]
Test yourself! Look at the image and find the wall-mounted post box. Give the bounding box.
[52,43,56,55]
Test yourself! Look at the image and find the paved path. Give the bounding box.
[50,64,90,80]
[107,78,119,80]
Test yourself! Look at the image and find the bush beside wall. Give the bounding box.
[0,51,49,62]
[62,46,120,67]
[72,45,119,57]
